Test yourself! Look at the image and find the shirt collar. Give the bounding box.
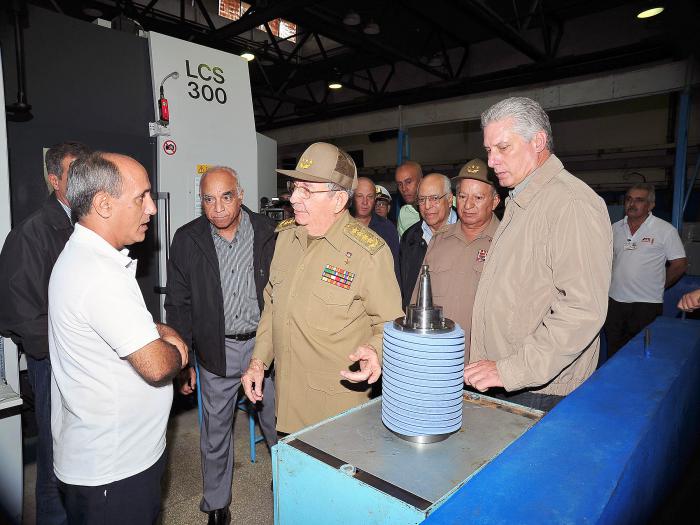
[73,223,134,268]
[295,209,351,252]
[509,174,534,199]
[445,213,500,243]
[623,212,654,232]
[422,208,457,243]
[209,209,250,241]
[508,154,562,209]
[58,199,72,222]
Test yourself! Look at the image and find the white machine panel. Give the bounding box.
[148,32,260,313]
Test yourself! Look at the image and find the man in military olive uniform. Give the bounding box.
[242,142,403,434]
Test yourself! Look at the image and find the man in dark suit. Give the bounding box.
[0,141,90,525]
[165,166,277,525]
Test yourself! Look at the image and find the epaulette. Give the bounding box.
[343,222,385,254]
[275,218,296,233]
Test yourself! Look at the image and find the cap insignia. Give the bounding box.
[298,158,313,169]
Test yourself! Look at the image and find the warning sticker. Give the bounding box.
[163,140,177,155]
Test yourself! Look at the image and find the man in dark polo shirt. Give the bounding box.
[165,166,277,525]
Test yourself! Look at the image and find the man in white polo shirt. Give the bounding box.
[49,152,188,524]
[604,183,687,357]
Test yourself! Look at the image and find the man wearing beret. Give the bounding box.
[242,143,403,433]
[412,159,499,361]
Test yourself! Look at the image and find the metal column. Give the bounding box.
[672,88,691,230]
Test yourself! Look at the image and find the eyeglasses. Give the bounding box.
[287,181,337,199]
[417,192,448,207]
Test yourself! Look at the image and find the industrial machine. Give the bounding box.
[272,265,542,525]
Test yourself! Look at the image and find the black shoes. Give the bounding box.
[207,508,231,525]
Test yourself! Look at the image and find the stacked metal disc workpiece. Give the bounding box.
[382,265,465,443]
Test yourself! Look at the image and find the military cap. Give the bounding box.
[277,142,358,190]
[375,185,392,202]
[452,158,494,186]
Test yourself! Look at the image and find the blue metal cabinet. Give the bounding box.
[273,395,541,525]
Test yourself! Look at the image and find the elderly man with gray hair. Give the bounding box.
[465,97,612,411]
[604,183,686,358]
[165,166,277,525]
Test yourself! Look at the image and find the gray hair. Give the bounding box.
[421,173,452,196]
[628,183,656,204]
[201,165,242,196]
[481,97,554,152]
[45,141,91,179]
[327,182,354,200]
[67,152,123,221]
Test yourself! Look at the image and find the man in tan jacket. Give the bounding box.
[242,143,403,433]
[465,97,612,411]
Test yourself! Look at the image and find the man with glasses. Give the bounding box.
[398,173,456,308]
[604,183,687,357]
[165,166,277,525]
[242,142,403,434]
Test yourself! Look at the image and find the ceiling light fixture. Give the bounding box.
[328,81,343,90]
[240,51,256,62]
[363,20,380,35]
[343,11,361,26]
[636,6,664,18]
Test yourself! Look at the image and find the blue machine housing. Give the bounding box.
[425,316,700,524]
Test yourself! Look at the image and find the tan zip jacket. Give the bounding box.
[471,154,612,396]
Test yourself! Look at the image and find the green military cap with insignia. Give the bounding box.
[277,142,358,191]
[452,158,495,186]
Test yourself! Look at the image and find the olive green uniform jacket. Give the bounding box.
[253,210,403,433]
[471,154,612,396]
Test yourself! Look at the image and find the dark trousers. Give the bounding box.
[58,452,166,525]
[604,298,663,358]
[26,355,67,525]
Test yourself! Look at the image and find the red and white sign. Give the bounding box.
[163,140,177,155]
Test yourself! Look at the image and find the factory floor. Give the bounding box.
[22,404,274,525]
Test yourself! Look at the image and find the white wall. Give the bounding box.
[256,132,278,208]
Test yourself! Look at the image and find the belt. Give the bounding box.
[225,331,256,341]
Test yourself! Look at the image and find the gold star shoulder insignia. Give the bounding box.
[344,221,385,254]
[275,218,296,232]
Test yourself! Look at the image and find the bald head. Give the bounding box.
[353,176,377,220]
[200,166,241,194]
[395,161,423,205]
